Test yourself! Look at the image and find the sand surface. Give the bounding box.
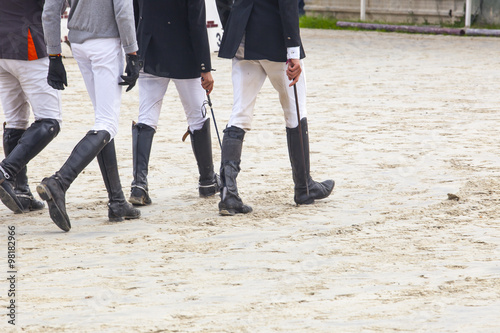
[1,28,499,332]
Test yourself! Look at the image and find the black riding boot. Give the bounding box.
[0,119,60,213]
[218,126,252,216]
[286,117,334,205]
[37,130,110,232]
[129,122,155,205]
[190,118,221,197]
[97,139,141,222]
[3,126,45,213]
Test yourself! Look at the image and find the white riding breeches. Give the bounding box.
[228,53,307,131]
[137,72,208,132]
[71,38,124,139]
[0,58,62,129]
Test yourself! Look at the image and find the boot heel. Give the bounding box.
[108,213,124,222]
[0,181,24,214]
[107,202,140,222]
[107,203,125,222]
[36,177,71,232]
[36,183,53,201]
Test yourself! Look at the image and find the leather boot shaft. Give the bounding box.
[1,119,60,178]
[219,126,252,215]
[286,117,311,190]
[2,128,44,211]
[56,130,110,191]
[220,126,245,199]
[190,118,215,183]
[129,122,155,205]
[97,139,140,221]
[97,139,126,203]
[3,127,29,192]
[131,122,155,189]
[190,118,220,196]
[286,118,334,204]
[1,121,57,213]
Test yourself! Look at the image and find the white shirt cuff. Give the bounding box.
[287,47,300,60]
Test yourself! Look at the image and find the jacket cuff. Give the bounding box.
[201,62,210,72]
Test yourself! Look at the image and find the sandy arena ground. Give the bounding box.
[1,28,500,332]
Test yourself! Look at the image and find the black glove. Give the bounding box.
[47,54,67,90]
[119,54,143,92]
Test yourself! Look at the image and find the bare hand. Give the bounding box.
[201,72,214,94]
[286,59,302,87]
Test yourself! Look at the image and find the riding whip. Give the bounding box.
[293,83,309,196]
[206,92,222,149]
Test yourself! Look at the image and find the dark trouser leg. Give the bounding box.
[37,130,110,232]
[129,122,155,205]
[286,117,334,205]
[218,126,252,216]
[97,139,140,222]
[190,118,221,197]
[0,119,60,213]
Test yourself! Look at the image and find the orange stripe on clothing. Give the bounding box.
[27,29,38,61]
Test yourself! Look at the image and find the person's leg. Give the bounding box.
[83,38,138,219]
[15,57,62,211]
[129,73,168,205]
[36,39,123,231]
[19,57,63,124]
[0,59,31,130]
[0,59,61,213]
[174,78,220,197]
[77,38,124,139]
[286,118,334,204]
[37,130,110,231]
[219,57,267,215]
[218,125,252,215]
[3,124,45,212]
[0,60,32,213]
[137,72,168,131]
[264,60,334,204]
[226,58,267,130]
[97,139,140,221]
[261,59,307,129]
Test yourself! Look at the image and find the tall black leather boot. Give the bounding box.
[129,122,155,205]
[190,118,221,197]
[0,119,60,213]
[37,130,110,232]
[287,117,334,205]
[3,126,45,213]
[97,139,140,222]
[218,126,252,216]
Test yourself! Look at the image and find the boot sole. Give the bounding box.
[109,216,124,222]
[199,190,217,197]
[295,198,315,205]
[199,185,219,197]
[295,180,335,205]
[0,184,24,214]
[36,184,71,232]
[109,214,141,222]
[129,196,151,206]
[219,205,253,216]
[219,208,236,216]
